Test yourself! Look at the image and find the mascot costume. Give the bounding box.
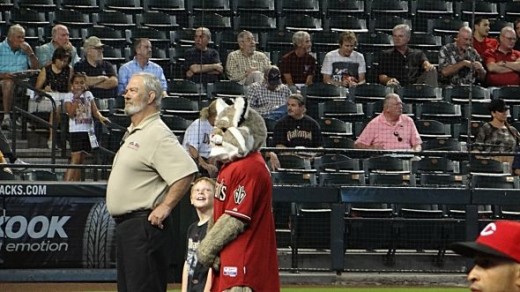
[197,97,280,291]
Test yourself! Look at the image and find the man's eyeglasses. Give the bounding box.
[394,131,402,142]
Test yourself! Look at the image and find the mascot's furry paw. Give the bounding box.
[196,214,246,268]
[213,256,220,272]
[196,238,217,268]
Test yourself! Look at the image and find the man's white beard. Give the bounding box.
[124,100,146,116]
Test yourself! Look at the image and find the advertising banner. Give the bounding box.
[0,183,114,268]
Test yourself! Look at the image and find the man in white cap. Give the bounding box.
[73,36,118,100]
[451,220,520,292]
[246,65,291,120]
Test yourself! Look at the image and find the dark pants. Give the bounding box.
[115,213,174,292]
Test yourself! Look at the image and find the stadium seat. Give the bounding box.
[236,13,277,33]
[102,0,143,15]
[21,170,58,181]
[161,114,192,135]
[422,138,463,152]
[207,81,245,98]
[281,14,323,32]
[53,9,92,28]
[319,118,353,137]
[318,100,364,122]
[191,13,232,32]
[399,84,441,104]
[138,11,179,32]
[327,15,368,33]
[95,10,136,29]
[370,0,409,15]
[322,136,355,149]
[234,0,275,15]
[84,26,127,49]
[161,97,200,120]
[415,119,452,140]
[61,0,100,13]
[372,16,411,34]
[415,101,462,124]
[168,79,206,100]
[352,83,391,103]
[326,0,365,16]
[444,85,489,104]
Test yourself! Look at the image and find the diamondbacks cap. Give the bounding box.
[266,66,282,87]
[451,220,520,263]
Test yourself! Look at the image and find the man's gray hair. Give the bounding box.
[8,24,25,37]
[392,24,411,38]
[134,72,164,109]
[237,30,253,43]
[196,27,212,41]
[383,93,400,108]
[292,31,310,46]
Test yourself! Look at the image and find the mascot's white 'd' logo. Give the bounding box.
[209,97,267,163]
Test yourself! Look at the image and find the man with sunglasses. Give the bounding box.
[451,220,520,292]
[355,93,422,151]
[483,26,520,87]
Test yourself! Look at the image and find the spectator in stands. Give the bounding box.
[514,19,520,51]
[0,149,12,175]
[269,93,322,170]
[473,17,499,56]
[378,24,437,87]
[483,26,520,87]
[451,220,520,292]
[321,31,365,88]
[182,100,219,178]
[0,131,26,168]
[439,26,487,86]
[279,31,316,91]
[247,65,292,120]
[225,30,270,86]
[184,27,223,85]
[36,24,79,68]
[118,38,168,96]
[73,37,118,100]
[35,47,73,148]
[181,177,214,292]
[63,73,109,181]
[474,98,519,167]
[106,72,197,292]
[0,24,39,128]
[355,93,422,151]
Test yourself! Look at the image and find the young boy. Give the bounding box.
[182,177,215,292]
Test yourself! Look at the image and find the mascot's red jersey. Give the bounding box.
[212,151,280,292]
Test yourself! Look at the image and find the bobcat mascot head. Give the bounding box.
[209,97,267,162]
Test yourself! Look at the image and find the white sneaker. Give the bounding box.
[1,118,10,129]
[13,158,28,173]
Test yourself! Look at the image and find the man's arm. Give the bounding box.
[379,74,400,86]
[148,173,196,228]
[20,42,39,69]
[283,73,294,86]
[440,60,472,77]
[189,63,223,74]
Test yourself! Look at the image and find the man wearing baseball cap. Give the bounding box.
[73,36,118,100]
[246,65,292,120]
[451,220,520,292]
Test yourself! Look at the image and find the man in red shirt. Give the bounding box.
[473,17,498,56]
[483,26,520,87]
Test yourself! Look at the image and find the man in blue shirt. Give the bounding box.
[0,24,39,128]
[118,38,167,96]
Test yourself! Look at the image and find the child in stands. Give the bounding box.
[63,73,108,181]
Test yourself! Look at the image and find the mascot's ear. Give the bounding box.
[215,98,228,115]
[232,97,247,127]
